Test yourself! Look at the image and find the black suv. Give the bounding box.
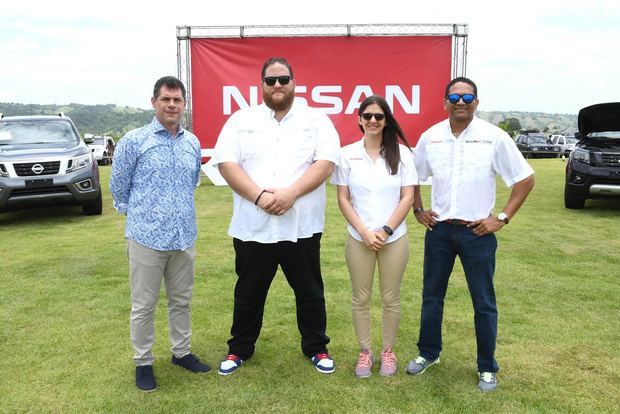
[0,113,102,215]
[564,102,620,209]
[515,133,561,158]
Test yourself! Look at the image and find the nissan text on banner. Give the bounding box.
[178,25,465,183]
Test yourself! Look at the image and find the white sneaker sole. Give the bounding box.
[406,357,440,376]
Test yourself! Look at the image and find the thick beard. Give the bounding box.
[263,89,295,112]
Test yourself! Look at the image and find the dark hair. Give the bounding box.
[261,57,294,80]
[358,95,411,175]
[153,76,186,101]
[444,76,478,98]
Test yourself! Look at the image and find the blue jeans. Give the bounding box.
[417,221,499,373]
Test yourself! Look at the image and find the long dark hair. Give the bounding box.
[358,95,411,175]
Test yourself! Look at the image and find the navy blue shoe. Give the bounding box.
[135,365,156,392]
[311,353,335,374]
[172,353,211,373]
[218,354,243,376]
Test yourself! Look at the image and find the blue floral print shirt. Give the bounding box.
[110,117,201,251]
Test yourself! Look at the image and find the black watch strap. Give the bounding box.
[382,225,394,236]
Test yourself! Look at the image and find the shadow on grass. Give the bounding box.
[583,198,620,212]
[0,205,88,226]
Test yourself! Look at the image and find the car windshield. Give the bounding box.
[528,136,547,144]
[93,136,106,145]
[0,120,78,145]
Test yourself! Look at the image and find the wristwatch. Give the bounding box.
[413,207,424,214]
[382,225,394,236]
[497,212,510,224]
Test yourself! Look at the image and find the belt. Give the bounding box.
[445,219,470,226]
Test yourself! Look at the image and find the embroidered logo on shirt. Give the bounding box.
[465,139,493,145]
[349,157,364,161]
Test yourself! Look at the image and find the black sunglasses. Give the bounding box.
[361,113,385,121]
[447,93,476,104]
[263,76,292,86]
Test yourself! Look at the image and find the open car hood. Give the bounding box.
[578,102,620,137]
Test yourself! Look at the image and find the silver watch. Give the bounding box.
[497,212,509,224]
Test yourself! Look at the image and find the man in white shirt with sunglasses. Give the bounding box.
[407,77,535,392]
[212,57,340,376]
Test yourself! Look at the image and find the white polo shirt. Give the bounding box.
[212,101,341,243]
[414,116,534,221]
[331,138,418,243]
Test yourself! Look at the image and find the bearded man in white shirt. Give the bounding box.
[212,57,341,376]
[406,77,535,392]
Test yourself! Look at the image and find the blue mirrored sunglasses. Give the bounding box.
[447,93,476,104]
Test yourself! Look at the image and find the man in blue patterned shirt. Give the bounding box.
[110,76,210,392]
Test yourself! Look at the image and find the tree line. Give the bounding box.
[0,103,153,140]
[1,102,577,140]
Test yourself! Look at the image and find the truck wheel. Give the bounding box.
[564,188,585,209]
[83,192,103,215]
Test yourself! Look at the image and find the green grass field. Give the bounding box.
[1,159,618,413]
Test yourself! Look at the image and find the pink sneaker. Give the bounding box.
[355,350,374,378]
[379,348,397,376]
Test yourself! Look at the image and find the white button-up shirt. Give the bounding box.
[331,138,418,243]
[414,116,534,221]
[212,101,341,243]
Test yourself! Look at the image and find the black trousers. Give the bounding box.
[227,233,330,360]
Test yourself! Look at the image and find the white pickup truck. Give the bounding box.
[85,134,115,165]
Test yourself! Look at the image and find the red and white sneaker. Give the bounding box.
[218,354,243,376]
[311,353,335,374]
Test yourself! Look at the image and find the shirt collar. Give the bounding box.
[262,99,306,121]
[357,137,385,162]
[150,117,185,137]
[445,115,479,138]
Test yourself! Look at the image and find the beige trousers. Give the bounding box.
[127,239,196,366]
[345,235,409,351]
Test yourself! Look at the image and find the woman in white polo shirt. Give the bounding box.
[332,95,417,377]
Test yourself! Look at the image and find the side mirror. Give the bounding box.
[84,136,94,144]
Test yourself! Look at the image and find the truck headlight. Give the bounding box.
[572,148,590,164]
[67,154,93,172]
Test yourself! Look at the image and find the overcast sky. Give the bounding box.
[1,0,618,115]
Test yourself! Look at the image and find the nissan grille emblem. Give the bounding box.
[31,164,44,174]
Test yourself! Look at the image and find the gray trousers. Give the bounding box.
[127,239,196,366]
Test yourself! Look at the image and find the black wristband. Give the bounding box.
[254,189,266,205]
[382,225,394,236]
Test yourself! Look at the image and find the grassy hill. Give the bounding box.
[478,111,577,134]
[0,103,153,139]
[1,102,578,138]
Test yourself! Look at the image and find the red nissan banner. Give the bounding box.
[190,36,452,150]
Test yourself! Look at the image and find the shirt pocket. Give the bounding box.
[427,142,452,180]
[290,127,316,163]
[177,146,199,180]
[140,140,171,171]
[461,142,493,180]
[239,129,265,162]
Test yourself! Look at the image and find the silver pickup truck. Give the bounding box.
[0,113,102,215]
